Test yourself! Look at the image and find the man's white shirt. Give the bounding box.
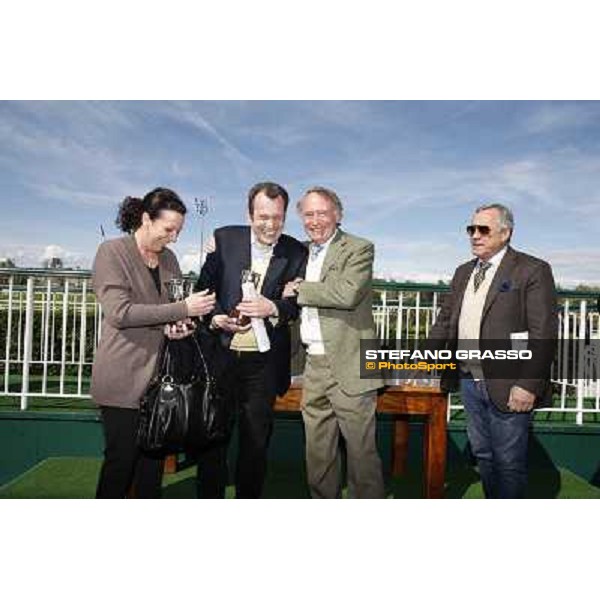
[300,235,335,355]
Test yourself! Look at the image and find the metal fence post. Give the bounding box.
[20,277,35,410]
[576,300,587,425]
[77,280,88,396]
[3,276,14,394]
[396,291,404,344]
[41,279,51,395]
[60,279,69,395]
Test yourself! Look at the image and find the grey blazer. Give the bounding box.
[90,235,188,408]
[297,229,383,396]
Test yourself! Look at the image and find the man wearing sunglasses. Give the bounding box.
[428,203,557,499]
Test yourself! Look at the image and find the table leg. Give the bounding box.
[164,454,178,475]
[423,400,447,499]
[392,418,410,476]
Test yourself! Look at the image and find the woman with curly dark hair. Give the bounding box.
[91,187,215,498]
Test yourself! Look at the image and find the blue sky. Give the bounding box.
[1,100,599,286]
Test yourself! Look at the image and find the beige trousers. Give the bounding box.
[302,354,385,499]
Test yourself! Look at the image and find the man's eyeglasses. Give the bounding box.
[466,224,491,236]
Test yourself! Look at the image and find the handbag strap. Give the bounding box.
[190,334,210,381]
[157,335,210,383]
[159,339,173,378]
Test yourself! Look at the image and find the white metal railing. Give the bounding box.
[1,269,599,424]
[1,270,97,409]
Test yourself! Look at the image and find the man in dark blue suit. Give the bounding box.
[194,182,307,498]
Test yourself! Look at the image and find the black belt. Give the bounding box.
[229,349,268,358]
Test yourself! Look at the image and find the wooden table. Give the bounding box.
[275,381,448,499]
[165,381,448,499]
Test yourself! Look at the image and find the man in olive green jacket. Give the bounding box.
[285,186,384,499]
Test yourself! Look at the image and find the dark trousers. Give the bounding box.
[196,350,276,499]
[461,376,532,499]
[96,406,164,499]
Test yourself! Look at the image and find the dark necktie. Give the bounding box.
[473,261,492,292]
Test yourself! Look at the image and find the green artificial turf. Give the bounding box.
[1,457,599,499]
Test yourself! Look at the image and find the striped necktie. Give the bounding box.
[473,261,492,292]
[310,244,324,260]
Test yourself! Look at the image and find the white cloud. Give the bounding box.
[373,238,466,283]
[179,251,202,275]
[0,102,156,208]
[42,245,67,260]
[544,248,600,287]
[376,245,600,288]
[158,102,254,172]
[522,102,600,135]
[307,144,600,238]
[0,243,88,268]
[27,182,117,207]
[375,268,454,284]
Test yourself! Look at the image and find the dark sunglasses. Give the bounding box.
[466,224,491,236]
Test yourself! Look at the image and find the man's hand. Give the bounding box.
[508,385,535,412]
[185,289,216,317]
[211,314,252,333]
[203,236,216,255]
[236,295,277,318]
[283,277,304,298]
[164,318,197,339]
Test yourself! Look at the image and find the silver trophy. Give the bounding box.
[241,269,261,289]
[229,269,261,326]
[166,278,187,302]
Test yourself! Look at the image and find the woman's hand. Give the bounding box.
[185,289,216,317]
[164,318,197,339]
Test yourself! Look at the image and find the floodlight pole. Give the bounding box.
[195,197,209,273]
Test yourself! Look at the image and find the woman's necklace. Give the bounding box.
[135,233,159,268]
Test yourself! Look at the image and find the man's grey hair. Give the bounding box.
[475,202,514,231]
[297,186,344,221]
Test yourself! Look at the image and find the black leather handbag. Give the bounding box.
[137,331,232,454]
